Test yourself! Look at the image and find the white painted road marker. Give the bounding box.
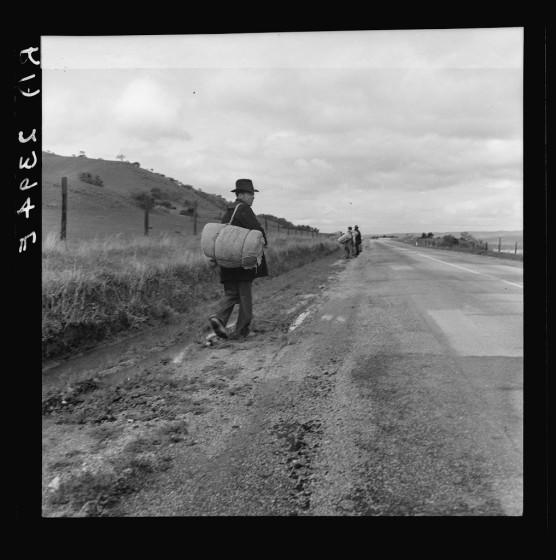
[389,245,523,289]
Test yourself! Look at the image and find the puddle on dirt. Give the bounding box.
[289,311,311,332]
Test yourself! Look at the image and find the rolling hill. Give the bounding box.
[42,152,236,241]
[42,152,314,242]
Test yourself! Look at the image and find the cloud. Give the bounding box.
[42,30,523,233]
[113,78,191,140]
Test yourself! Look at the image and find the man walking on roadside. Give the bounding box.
[354,225,362,256]
[208,179,268,341]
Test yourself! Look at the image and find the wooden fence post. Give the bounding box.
[514,241,518,255]
[498,237,502,253]
[193,201,198,235]
[60,177,68,240]
[144,206,150,236]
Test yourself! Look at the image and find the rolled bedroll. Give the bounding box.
[201,223,264,269]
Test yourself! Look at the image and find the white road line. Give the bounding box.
[398,249,523,289]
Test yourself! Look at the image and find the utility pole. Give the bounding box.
[60,177,68,240]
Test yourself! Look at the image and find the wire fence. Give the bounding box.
[412,236,523,256]
[52,176,331,241]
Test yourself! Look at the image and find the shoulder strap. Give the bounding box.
[227,203,243,225]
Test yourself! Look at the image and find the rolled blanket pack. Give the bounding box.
[337,232,351,244]
[201,223,264,269]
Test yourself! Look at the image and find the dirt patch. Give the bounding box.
[44,446,175,517]
[43,369,207,425]
[271,419,323,513]
[42,378,101,415]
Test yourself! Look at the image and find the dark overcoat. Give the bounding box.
[219,200,269,283]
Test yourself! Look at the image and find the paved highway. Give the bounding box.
[308,238,523,515]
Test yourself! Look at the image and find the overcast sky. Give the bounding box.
[42,29,523,234]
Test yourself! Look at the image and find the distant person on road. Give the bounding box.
[354,225,362,256]
[347,226,355,258]
[339,226,355,258]
[208,179,268,341]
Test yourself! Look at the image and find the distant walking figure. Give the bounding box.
[354,225,362,256]
[208,179,268,341]
[337,227,354,258]
[337,230,350,258]
[346,226,355,258]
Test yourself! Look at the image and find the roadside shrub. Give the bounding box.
[79,172,104,186]
[156,200,176,209]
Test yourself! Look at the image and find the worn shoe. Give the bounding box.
[209,317,228,339]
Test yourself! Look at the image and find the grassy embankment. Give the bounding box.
[42,232,340,359]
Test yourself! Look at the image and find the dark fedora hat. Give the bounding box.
[231,178,259,193]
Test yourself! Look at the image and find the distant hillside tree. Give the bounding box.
[78,150,86,157]
[150,187,163,200]
[459,232,480,246]
[442,234,459,246]
[180,198,196,216]
[132,191,155,211]
[116,153,126,162]
[132,191,155,235]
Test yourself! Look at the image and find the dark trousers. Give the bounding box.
[214,280,253,336]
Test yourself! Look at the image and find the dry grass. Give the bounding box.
[42,231,339,359]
